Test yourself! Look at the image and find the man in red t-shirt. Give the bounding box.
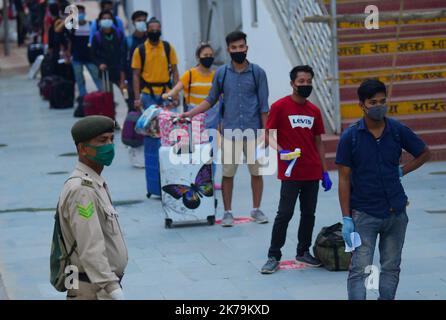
[261,65,332,273]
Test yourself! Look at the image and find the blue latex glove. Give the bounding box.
[279,149,292,164]
[342,217,354,247]
[321,171,332,191]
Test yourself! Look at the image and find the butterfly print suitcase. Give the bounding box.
[159,141,216,228]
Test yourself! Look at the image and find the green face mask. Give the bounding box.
[85,143,115,166]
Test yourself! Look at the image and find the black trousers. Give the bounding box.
[126,82,136,111]
[16,11,26,46]
[268,180,319,260]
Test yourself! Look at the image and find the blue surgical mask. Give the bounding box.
[135,21,147,32]
[100,19,113,29]
[78,13,86,22]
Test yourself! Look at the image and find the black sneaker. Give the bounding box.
[296,251,322,267]
[260,257,280,274]
[73,97,84,118]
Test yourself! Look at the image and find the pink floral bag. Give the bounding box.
[158,110,208,147]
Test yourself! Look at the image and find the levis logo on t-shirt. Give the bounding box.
[288,115,314,129]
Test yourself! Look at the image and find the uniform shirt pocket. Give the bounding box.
[104,206,119,235]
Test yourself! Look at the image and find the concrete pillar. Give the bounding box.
[241,0,294,104]
[159,0,201,74]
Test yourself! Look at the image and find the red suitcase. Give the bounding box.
[83,71,115,120]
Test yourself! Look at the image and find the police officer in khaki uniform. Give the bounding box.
[58,116,128,300]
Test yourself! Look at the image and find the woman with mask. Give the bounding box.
[91,10,127,94]
[180,31,271,226]
[163,43,218,129]
[47,2,73,79]
[47,3,64,59]
[162,43,221,189]
[88,0,125,46]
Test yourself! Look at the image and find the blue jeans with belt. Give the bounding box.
[348,209,408,300]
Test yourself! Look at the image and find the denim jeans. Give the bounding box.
[72,61,102,97]
[268,180,319,260]
[141,93,164,110]
[348,209,408,300]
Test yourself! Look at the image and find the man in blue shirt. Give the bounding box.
[336,79,430,300]
[68,5,102,115]
[125,10,148,111]
[182,31,270,227]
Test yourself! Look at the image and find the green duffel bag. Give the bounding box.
[313,223,352,271]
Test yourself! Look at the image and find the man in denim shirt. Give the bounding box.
[336,79,430,300]
[182,31,270,227]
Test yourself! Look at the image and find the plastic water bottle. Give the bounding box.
[122,88,129,100]
[122,81,129,100]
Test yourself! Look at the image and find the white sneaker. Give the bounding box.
[251,209,268,224]
[221,211,234,227]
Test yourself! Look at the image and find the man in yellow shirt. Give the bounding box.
[132,17,179,110]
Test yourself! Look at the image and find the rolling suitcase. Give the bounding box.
[122,111,144,147]
[49,76,74,109]
[40,53,54,79]
[38,76,54,100]
[159,118,216,228]
[27,43,44,64]
[144,136,162,198]
[83,71,115,120]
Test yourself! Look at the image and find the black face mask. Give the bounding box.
[230,51,247,64]
[200,57,214,69]
[148,31,161,42]
[295,85,313,98]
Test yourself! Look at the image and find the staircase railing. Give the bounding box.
[271,0,340,133]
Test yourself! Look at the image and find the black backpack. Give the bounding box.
[49,76,74,109]
[50,176,80,292]
[50,202,77,292]
[40,53,54,78]
[136,41,172,96]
